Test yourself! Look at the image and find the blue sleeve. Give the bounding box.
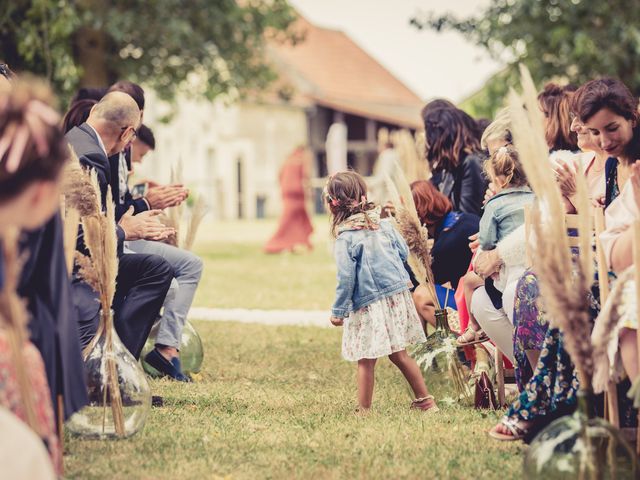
[331,236,356,317]
[478,202,498,250]
[381,219,409,262]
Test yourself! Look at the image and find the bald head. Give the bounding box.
[89,91,140,128]
[86,91,140,155]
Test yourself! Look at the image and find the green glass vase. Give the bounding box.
[410,308,472,406]
[523,389,638,479]
[140,319,204,377]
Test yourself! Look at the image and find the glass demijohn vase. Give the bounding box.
[410,308,472,405]
[66,310,151,439]
[140,319,204,377]
[523,389,637,479]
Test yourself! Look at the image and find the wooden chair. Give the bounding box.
[633,221,640,453]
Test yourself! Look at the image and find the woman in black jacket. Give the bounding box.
[423,105,487,216]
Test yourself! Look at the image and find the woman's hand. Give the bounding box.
[556,162,577,198]
[468,232,479,253]
[474,249,502,278]
[483,183,496,205]
[330,316,344,327]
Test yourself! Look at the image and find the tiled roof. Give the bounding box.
[268,16,424,128]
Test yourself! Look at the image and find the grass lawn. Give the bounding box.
[64,218,523,479]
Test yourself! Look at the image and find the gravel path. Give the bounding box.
[189,307,331,328]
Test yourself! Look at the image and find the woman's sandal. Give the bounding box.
[488,417,528,441]
[410,395,439,414]
[456,326,489,346]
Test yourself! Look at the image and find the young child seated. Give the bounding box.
[457,146,535,346]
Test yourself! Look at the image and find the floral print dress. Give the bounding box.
[342,290,426,362]
[505,162,619,427]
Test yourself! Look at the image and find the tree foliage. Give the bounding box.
[411,0,640,117]
[1,0,299,102]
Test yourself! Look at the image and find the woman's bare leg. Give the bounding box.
[412,285,436,329]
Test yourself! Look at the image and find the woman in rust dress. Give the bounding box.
[264,147,314,253]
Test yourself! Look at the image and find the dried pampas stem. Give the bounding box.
[184,195,207,251]
[62,204,80,276]
[509,64,594,389]
[74,182,124,436]
[0,227,39,431]
[384,166,440,310]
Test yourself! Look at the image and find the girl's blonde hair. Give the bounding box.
[480,108,512,150]
[484,145,528,189]
[324,171,376,237]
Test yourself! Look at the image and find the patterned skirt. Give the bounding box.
[342,290,427,361]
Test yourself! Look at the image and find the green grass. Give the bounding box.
[65,321,523,479]
[64,218,523,479]
[191,216,336,310]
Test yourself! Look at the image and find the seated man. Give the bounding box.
[65,92,175,359]
[124,125,204,382]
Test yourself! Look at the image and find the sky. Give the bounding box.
[288,0,503,102]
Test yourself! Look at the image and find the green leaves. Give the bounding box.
[412,0,640,116]
[1,0,297,103]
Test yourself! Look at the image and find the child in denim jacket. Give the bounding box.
[479,146,535,292]
[325,171,438,413]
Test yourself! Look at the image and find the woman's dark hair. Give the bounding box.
[422,106,482,172]
[411,180,452,228]
[108,80,145,110]
[572,77,639,123]
[572,78,640,163]
[325,171,376,237]
[70,87,107,103]
[62,98,97,133]
[137,124,155,149]
[538,83,578,151]
[0,79,68,203]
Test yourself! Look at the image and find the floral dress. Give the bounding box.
[342,290,426,362]
[505,162,620,427]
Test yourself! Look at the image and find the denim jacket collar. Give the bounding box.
[487,186,533,204]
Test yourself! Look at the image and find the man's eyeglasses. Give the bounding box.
[120,126,138,140]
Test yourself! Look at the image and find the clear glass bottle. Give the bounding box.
[523,389,638,479]
[140,320,204,377]
[66,310,151,439]
[410,308,472,405]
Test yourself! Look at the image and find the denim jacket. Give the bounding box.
[479,186,535,250]
[332,218,411,317]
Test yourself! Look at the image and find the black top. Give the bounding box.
[17,213,88,420]
[431,151,487,217]
[431,211,480,289]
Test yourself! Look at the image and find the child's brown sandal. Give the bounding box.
[410,395,439,413]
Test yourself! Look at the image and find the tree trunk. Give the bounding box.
[74,27,110,88]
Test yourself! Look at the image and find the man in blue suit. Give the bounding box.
[66,92,174,359]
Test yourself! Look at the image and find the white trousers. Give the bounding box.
[469,266,525,363]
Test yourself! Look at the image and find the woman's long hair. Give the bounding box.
[325,171,376,238]
[538,83,578,151]
[422,106,481,172]
[410,179,452,229]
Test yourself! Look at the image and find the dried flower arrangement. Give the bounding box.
[508,64,594,390]
[64,159,125,436]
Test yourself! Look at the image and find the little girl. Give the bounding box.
[459,146,534,346]
[326,171,438,413]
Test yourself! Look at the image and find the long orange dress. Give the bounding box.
[264,158,313,253]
